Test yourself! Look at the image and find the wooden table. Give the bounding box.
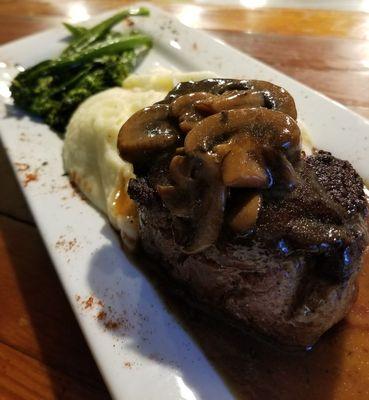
[0,1,368,399]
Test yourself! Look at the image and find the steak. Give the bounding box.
[119,79,369,347]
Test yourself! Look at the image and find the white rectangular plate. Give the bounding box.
[0,4,368,400]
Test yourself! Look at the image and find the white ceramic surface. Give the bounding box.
[0,3,368,400]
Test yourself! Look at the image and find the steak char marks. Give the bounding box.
[119,79,369,347]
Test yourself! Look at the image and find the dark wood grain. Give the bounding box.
[0,214,111,399]
[212,31,369,113]
[0,342,109,400]
[0,1,368,399]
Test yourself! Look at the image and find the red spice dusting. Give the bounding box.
[97,311,107,321]
[104,319,120,330]
[15,162,29,172]
[55,236,79,252]
[83,296,94,309]
[79,294,134,333]
[23,172,38,187]
[75,295,81,302]
[67,238,77,251]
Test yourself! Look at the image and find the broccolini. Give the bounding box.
[10,7,152,132]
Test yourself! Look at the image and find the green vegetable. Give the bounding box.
[62,7,150,57]
[62,22,88,39]
[10,7,151,133]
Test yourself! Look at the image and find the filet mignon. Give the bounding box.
[119,79,369,347]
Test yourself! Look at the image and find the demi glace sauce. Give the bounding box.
[210,251,369,400]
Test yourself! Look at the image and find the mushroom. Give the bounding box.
[158,108,300,253]
[246,80,297,120]
[164,78,297,119]
[222,150,269,188]
[228,192,262,233]
[219,135,271,188]
[183,152,226,254]
[157,153,226,254]
[195,90,265,114]
[170,92,213,133]
[157,155,196,218]
[185,108,301,164]
[120,79,302,255]
[118,103,181,164]
[181,108,300,241]
[262,148,298,190]
[163,78,230,102]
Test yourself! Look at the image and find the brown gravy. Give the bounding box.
[132,250,369,400]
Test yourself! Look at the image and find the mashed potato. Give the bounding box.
[63,70,216,248]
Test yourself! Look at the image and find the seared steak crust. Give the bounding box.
[129,152,368,347]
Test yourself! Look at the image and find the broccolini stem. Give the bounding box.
[62,23,88,38]
[60,34,152,67]
[62,7,150,56]
[27,34,152,79]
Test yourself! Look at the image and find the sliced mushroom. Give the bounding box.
[184,152,226,254]
[157,153,226,254]
[170,92,214,133]
[229,193,262,233]
[157,155,200,218]
[164,78,297,119]
[185,108,301,164]
[169,154,193,186]
[175,146,185,155]
[155,108,301,252]
[163,78,234,102]
[222,148,269,188]
[120,79,302,255]
[195,90,265,114]
[246,80,297,120]
[118,103,181,164]
[262,147,299,189]
[157,155,196,218]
